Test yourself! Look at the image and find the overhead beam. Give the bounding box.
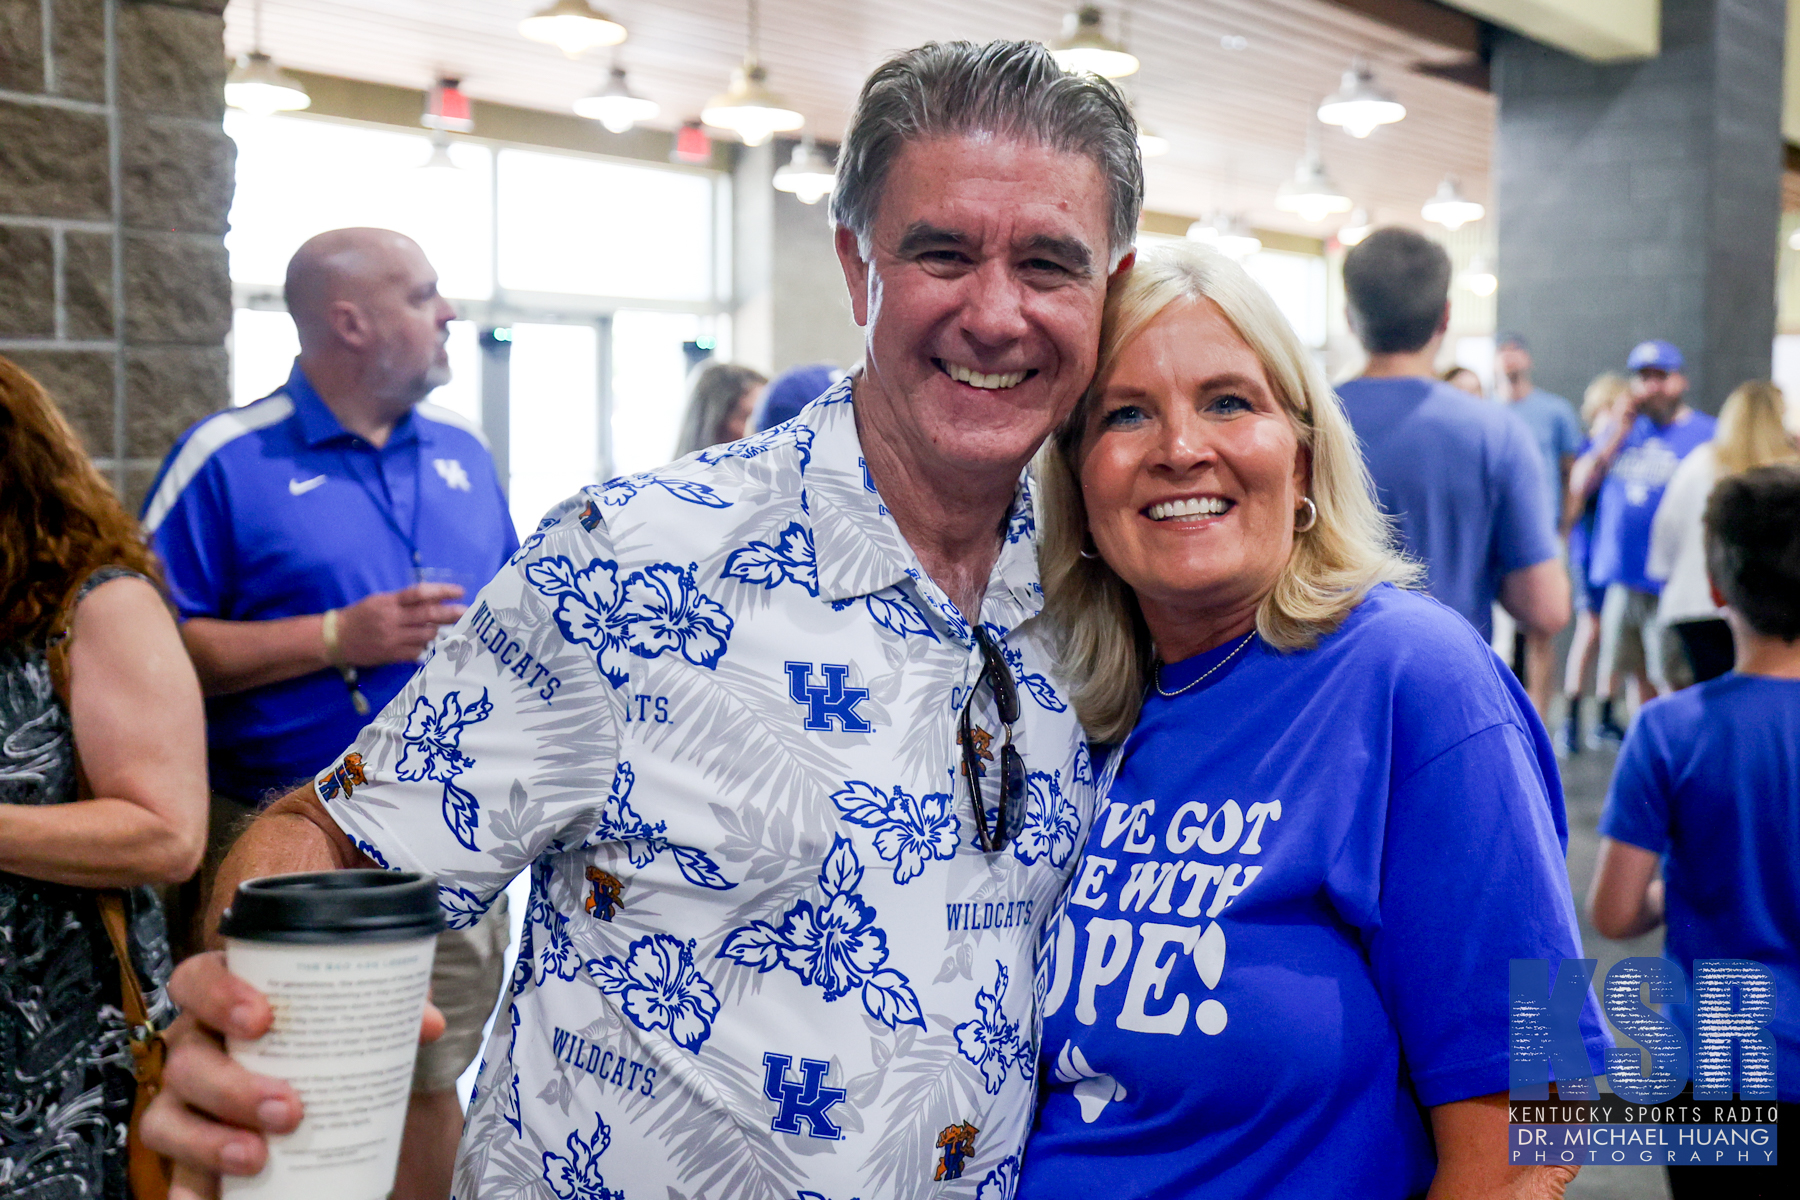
[1438,1,1659,61]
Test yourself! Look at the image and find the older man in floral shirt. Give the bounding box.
[145,39,1142,1200]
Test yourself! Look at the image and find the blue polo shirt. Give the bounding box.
[142,363,518,803]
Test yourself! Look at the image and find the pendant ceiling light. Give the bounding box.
[1421,175,1485,230]
[1336,208,1373,247]
[224,0,309,114]
[1048,5,1139,79]
[773,137,837,205]
[420,133,458,171]
[1274,148,1352,223]
[702,0,803,146]
[574,65,660,133]
[519,0,626,58]
[1187,213,1262,260]
[1459,254,1497,296]
[1317,57,1405,138]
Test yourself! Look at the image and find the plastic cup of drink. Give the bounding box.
[219,870,444,1200]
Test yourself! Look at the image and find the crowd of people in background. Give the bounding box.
[1,38,1795,1194]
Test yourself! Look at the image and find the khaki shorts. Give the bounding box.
[413,894,510,1093]
[1597,583,1663,690]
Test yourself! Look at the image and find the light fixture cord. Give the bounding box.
[253,0,264,53]
[748,0,761,64]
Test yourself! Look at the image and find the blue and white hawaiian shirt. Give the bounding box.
[317,377,1093,1200]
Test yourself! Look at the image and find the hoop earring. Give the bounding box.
[1294,496,1318,533]
[1078,535,1100,560]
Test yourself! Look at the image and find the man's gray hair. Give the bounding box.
[830,40,1144,266]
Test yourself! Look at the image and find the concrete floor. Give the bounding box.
[1556,743,1672,1200]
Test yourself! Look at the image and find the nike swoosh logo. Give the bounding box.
[288,475,326,496]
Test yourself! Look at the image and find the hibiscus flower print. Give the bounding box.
[527,555,635,688]
[587,933,721,1053]
[395,688,491,851]
[541,1113,622,1200]
[617,562,735,669]
[1013,769,1080,869]
[717,836,924,1029]
[977,1154,1021,1200]
[955,961,1032,1095]
[830,781,959,884]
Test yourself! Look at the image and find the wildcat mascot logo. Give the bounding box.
[316,752,367,801]
[934,1122,979,1181]
[584,866,625,921]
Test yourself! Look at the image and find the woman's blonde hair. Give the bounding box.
[1713,380,1798,478]
[1581,371,1629,428]
[1036,242,1417,742]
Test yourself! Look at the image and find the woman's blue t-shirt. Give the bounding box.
[1020,586,1609,1200]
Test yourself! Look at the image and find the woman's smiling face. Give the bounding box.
[1078,296,1309,657]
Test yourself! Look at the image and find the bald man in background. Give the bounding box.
[141,227,517,1199]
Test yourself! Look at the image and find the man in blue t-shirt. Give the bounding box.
[1496,331,1583,711]
[142,228,518,1199]
[1334,229,1568,708]
[1590,464,1800,1197]
[1570,340,1715,713]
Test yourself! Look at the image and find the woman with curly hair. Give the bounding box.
[0,356,206,1197]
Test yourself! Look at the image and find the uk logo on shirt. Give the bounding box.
[434,457,472,491]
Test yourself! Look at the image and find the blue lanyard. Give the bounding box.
[338,435,423,570]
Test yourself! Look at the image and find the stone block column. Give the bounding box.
[1492,0,1785,414]
[0,0,233,506]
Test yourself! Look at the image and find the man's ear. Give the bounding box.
[1709,578,1727,610]
[835,225,872,328]
[326,299,370,349]
[1108,246,1136,282]
[1435,300,1451,338]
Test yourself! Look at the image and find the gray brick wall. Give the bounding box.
[1492,0,1784,415]
[0,0,232,509]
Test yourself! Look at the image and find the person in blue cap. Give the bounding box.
[750,362,847,434]
[1570,339,1716,727]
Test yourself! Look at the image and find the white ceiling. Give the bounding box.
[226,0,1495,239]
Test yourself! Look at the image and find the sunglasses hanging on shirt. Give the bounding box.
[960,626,1026,853]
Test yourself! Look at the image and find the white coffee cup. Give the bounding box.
[219,871,444,1200]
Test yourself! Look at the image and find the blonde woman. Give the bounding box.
[1648,380,1798,684]
[1018,244,1605,1200]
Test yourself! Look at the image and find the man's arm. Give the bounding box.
[182,583,468,697]
[1499,559,1570,637]
[1569,400,1638,501]
[143,784,397,1191]
[1429,1093,1579,1199]
[1587,837,1664,939]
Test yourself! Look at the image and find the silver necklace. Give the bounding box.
[1154,630,1256,698]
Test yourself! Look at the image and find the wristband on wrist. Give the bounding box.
[321,608,371,716]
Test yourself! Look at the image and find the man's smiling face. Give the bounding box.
[838,133,1119,481]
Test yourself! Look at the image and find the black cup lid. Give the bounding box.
[218,870,446,944]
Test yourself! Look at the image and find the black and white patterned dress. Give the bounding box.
[0,568,176,1199]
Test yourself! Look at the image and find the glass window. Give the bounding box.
[1241,249,1329,350]
[497,150,714,301]
[224,111,494,300]
[610,310,701,477]
[508,322,600,535]
[230,308,300,406]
